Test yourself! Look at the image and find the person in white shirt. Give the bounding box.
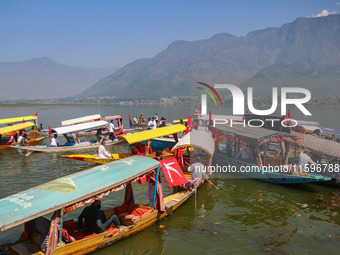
[151,117,157,129]
[155,113,159,124]
[147,118,152,130]
[235,145,253,162]
[108,120,115,141]
[17,134,24,144]
[298,149,316,172]
[97,141,112,158]
[50,134,59,147]
[188,156,206,179]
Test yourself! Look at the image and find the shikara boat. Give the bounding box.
[62,124,187,164]
[0,122,46,150]
[61,114,102,126]
[10,121,121,153]
[0,156,202,255]
[211,124,331,184]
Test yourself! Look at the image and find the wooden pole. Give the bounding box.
[152,166,160,209]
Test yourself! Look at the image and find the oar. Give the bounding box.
[205,178,225,191]
[25,145,32,157]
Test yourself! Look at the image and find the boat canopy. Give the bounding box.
[0,156,160,231]
[171,130,215,158]
[211,124,298,148]
[300,125,321,132]
[61,114,102,126]
[299,134,340,158]
[122,124,186,144]
[52,120,108,135]
[319,127,340,135]
[296,120,320,126]
[0,115,37,125]
[173,119,188,123]
[105,115,123,120]
[0,122,35,135]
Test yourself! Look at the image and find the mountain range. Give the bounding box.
[81,14,340,99]
[0,57,117,100]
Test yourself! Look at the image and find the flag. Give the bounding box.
[48,124,51,138]
[160,157,187,187]
[35,112,38,116]
[199,104,201,112]
[185,116,192,134]
[177,148,184,167]
[209,110,213,125]
[287,108,292,126]
[128,113,134,129]
[195,106,199,114]
[6,131,15,145]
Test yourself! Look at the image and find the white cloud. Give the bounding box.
[314,9,336,17]
[337,2,340,6]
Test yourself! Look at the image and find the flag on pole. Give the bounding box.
[195,106,199,114]
[6,131,15,145]
[48,124,52,138]
[177,148,184,167]
[128,113,134,129]
[185,116,192,134]
[160,157,187,187]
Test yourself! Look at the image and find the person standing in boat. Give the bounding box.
[78,199,120,234]
[96,127,104,143]
[50,134,59,147]
[151,117,157,129]
[97,141,112,158]
[133,116,138,124]
[108,120,116,141]
[147,118,152,130]
[155,113,159,124]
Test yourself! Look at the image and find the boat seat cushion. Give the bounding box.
[114,204,154,225]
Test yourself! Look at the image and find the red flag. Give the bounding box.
[195,106,199,114]
[177,148,184,167]
[199,104,201,112]
[185,116,192,134]
[128,113,134,129]
[160,157,187,187]
[48,124,51,138]
[22,118,25,123]
[287,108,292,126]
[35,112,38,116]
[6,131,15,145]
[209,110,213,125]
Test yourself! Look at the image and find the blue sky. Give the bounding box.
[0,0,339,68]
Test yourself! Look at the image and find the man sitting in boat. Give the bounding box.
[133,116,138,124]
[234,144,253,162]
[187,156,206,179]
[97,141,112,158]
[72,132,81,144]
[19,133,29,146]
[50,134,59,147]
[298,149,316,172]
[78,199,120,234]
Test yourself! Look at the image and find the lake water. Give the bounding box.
[0,104,339,254]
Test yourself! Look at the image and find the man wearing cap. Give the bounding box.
[298,149,316,172]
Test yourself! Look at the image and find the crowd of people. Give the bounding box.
[133,113,167,129]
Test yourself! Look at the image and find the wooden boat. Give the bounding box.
[61,114,102,126]
[62,152,133,164]
[0,122,46,150]
[0,156,203,255]
[62,124,187,164]
[10,121,122,153]
[211,124,331,184]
